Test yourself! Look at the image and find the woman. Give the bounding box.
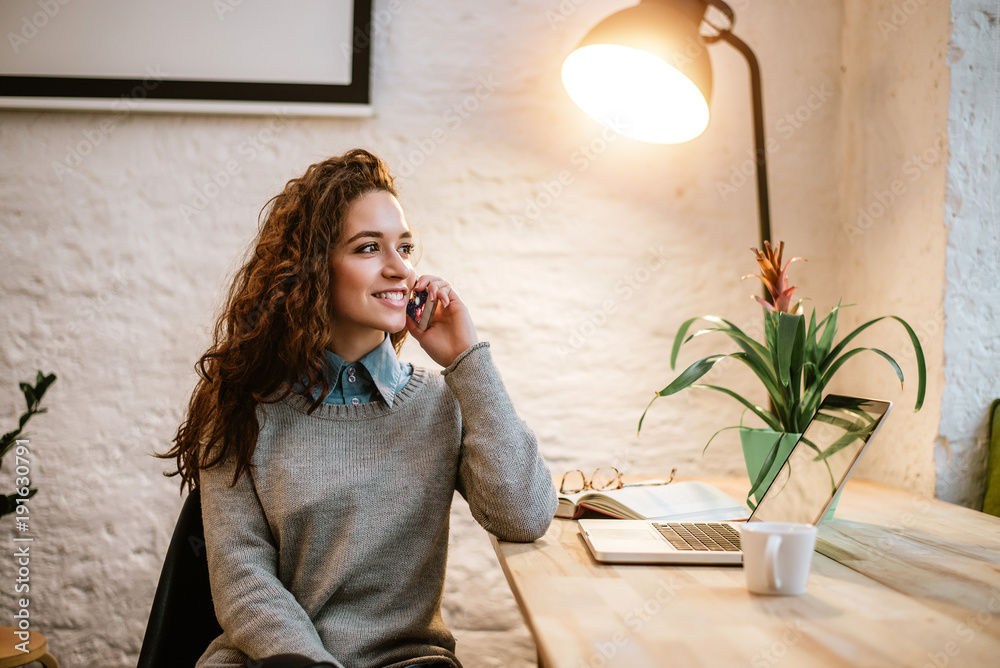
[158,149,557,668]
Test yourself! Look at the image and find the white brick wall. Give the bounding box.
[938,0,1000,507]
[1,0,985,666]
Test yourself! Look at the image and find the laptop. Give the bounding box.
[580,395,893,565]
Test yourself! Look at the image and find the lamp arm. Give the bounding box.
[715,29,772,251]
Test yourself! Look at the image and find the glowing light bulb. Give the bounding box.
[562,44,710,144]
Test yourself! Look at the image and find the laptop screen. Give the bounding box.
[749,395,893,525]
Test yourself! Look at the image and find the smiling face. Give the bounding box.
[327,190,417,361]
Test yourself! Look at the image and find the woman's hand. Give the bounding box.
[405,275,478,368]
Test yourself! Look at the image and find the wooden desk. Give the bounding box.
[491,478,1000,668]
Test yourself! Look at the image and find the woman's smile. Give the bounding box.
[372,290,408,307]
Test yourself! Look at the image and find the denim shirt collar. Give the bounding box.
[321,335,405,407]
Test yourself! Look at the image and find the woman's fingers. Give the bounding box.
[414,275,455,307]
[431,283,452,307]
[413,274,440,292]
[407,274,478,367]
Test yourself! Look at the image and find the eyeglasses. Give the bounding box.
[559,466,677,494]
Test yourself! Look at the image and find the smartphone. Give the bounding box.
[407,288,435,331]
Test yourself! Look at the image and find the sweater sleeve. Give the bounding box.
[199,456,344,666]
[442,342,558,542]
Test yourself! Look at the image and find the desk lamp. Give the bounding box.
[561,0,772,249]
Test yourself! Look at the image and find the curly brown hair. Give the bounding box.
[157,149,406,492]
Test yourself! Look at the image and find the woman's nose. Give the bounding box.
[384,248,412,277]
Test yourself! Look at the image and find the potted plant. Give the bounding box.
[1,371,56,519]
[637,242,926,511]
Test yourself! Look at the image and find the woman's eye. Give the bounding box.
[356,242,378,254]
[399,243,416,257]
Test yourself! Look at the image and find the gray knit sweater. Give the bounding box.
[196,343,557,668]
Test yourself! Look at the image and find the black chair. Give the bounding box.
[137,489,336,668]
[137,487,225,668]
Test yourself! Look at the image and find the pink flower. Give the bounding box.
[742,241,805,314]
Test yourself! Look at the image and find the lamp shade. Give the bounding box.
[561,0,713,144]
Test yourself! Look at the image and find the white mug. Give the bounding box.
[739,522,818,595]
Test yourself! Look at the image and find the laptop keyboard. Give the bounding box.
[653,522,742,552]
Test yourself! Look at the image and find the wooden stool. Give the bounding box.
[0,626,58,668]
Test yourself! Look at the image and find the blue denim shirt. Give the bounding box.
[301,335,413,407]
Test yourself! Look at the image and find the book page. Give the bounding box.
[577,481,749,521]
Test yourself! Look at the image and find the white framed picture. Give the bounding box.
[0,0,372,116]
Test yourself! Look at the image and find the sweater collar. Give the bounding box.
[282,367,427,420]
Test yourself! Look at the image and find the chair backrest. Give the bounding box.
[137,487,224,668]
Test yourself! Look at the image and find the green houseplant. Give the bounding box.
[638,242,926,509]
[1,371,56,519]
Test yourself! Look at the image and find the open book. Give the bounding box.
[556,480,750,522]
